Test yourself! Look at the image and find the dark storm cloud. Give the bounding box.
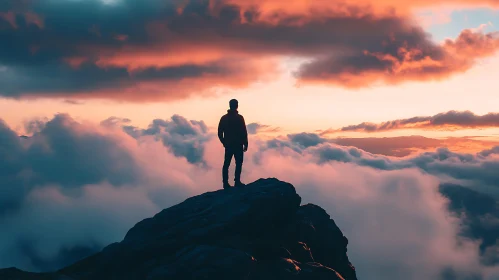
[1,0,499,100]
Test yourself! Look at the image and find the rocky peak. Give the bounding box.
[0,178,358,280]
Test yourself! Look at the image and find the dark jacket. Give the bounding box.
[218,109,248,148]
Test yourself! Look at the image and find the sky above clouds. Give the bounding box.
[2,0,499,279]
[0,0,498,137]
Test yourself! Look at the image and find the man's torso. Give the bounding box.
[221,112,245,147]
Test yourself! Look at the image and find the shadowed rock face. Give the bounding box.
[0,178,358,280]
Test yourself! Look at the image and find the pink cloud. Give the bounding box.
[2,0,499,101]
[1,114,499,279]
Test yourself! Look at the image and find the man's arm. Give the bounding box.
[241,116,248,151]
[218,116,225,146]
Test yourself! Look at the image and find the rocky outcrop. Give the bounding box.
[0,178,357,280]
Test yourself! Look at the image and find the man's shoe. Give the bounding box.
[223,182,232,189]
[234,181,246,187]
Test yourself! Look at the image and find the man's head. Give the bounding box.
[229,99,238,110]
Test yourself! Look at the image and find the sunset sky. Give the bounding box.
[2,1,499,279]
[1,0,499,141]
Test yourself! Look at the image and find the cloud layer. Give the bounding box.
[320,110,499,134]
[246,122,281,135]
[2,114,499,280]
[1,0,499,101]
[279,133,499,193]
[0,114,221,271]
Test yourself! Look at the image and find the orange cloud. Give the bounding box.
[333,135,499,157]
[223,0,499,15]
[320,111,499,134]
[91,45,237,71]
[296,29,499,88]
[1,0,499,101]
[21,58,279,102]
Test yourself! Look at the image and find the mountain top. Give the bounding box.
[0,178,357,280]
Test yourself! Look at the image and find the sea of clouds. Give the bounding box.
[1,114,499,279]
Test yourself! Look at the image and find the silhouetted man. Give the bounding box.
[218,99,248,189]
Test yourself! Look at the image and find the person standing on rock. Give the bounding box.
[218,99,248,189]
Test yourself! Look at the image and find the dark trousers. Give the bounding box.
[223,145,244,183]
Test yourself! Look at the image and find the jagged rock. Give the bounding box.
[291,204,356,280]
[286,242,315,263]
[146,245,256,280]
[0,178,358,280]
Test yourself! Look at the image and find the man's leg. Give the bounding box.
[222,147,234,188]
[234,146,244,186]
